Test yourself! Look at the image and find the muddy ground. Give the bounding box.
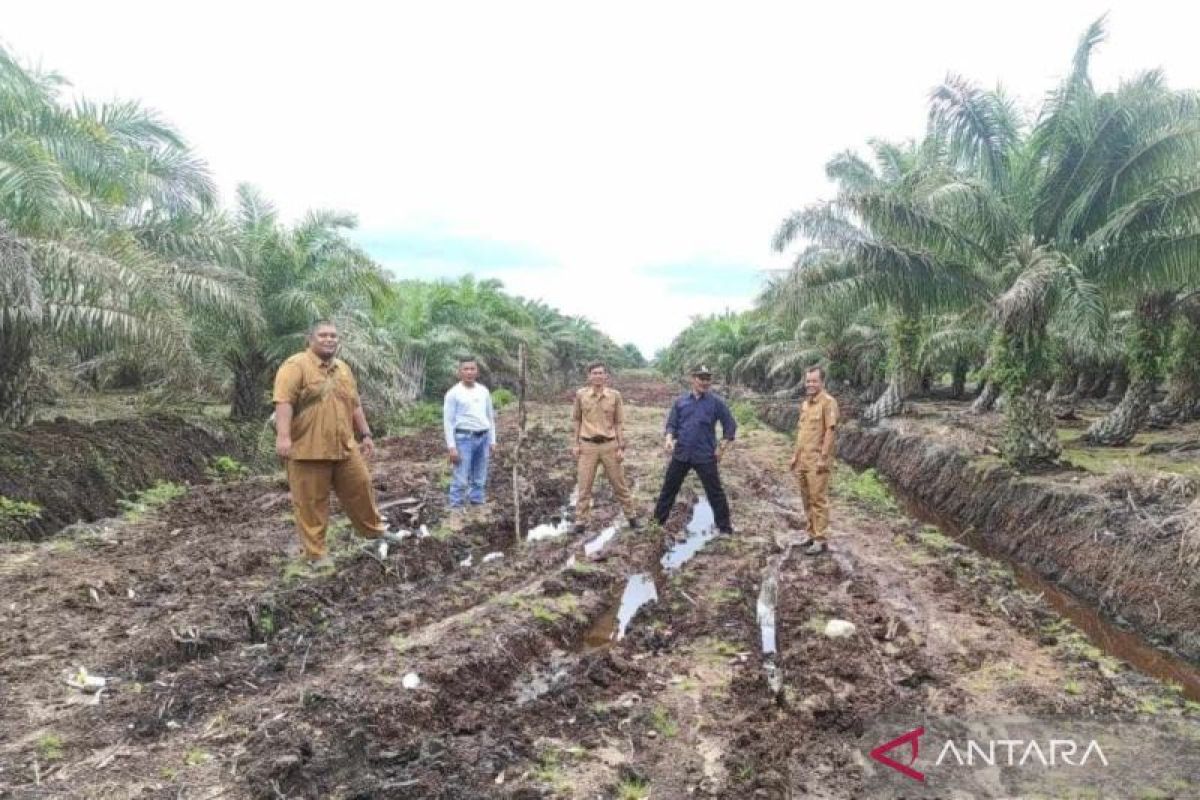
[839,401,1200,664]
[1,384,1198,799]
[0,416,254,542]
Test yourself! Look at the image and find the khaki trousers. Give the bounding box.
[576,439,636,522]
[287,452,384,559]
[796,466,832,540]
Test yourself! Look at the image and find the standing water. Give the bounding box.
[662,498,720,571]
[581,498,719,649]
[581,573,658,648]
[584,525,619,557]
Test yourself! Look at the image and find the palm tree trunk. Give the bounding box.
[951,359,968,399]
[1046,364,1077,402]
[1092,368,1114,399]
[862,375,913,424]
[971,380,1000,413]
[862,315,920,424]
[1149,302,1200,428]
[1104,364,1128,404]
[230,352,270,421]
[0,323,36,428]
[1084,378,1156,445]
[1086,292,1174,445]
[1001,389,1062,468]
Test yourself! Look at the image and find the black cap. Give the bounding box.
[691,364,713,377]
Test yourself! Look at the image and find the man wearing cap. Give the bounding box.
[653,365,737,534]
[788,365,839,555]
[274,320,402,570]
[571,362,641,533]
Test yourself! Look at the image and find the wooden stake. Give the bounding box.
[514,342,527,544]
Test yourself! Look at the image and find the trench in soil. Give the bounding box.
[895,489,1200,702]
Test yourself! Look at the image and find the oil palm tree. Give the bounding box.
[200,185,393,420]
[1,45,243,426]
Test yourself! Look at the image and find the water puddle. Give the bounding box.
[661,498,719,571]
[758,564,779,656]
[580,573,658,648]
[527,492,579,542]
[898,495,1200,702]
[758,554,784,695]
[579,498,714,649]
[584,525,619,557]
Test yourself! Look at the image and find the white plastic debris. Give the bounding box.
[459,553,474,568]
[66,666,108,693]
[482,552,504,563]
[823,620,857,639]
[526,522,569,541]
[376,540,389,560]
[402,672,421,689]
[418,525,431,539]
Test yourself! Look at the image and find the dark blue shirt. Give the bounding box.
[665,391,737,464]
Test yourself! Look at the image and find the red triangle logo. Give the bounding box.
[869,726,926,782]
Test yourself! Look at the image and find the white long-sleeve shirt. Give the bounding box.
[443,382,497,448]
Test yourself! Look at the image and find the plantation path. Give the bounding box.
[0,378,1191,798]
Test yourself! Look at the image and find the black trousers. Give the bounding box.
[653,458,731,531]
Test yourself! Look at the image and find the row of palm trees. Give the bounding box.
[659,19,1200,470]
[0,44,640,427]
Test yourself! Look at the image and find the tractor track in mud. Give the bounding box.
[2,383,1198,798]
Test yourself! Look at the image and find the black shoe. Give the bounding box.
[803,540,828,556]
[627,517,643,530]
[572,523,587,535]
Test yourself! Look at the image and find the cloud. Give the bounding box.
[6,0,1199,354]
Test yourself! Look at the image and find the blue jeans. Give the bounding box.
[449,431,490,507]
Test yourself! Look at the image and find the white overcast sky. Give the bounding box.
[6,1,1200,356]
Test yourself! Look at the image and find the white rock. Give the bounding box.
[482,552,504,563]
[823,620,857,639]
[402,672,421,689]
[459,554,473,568]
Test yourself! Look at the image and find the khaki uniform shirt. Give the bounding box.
[273,350,360,460]
[795,390,839,468]
[573,386,624,440]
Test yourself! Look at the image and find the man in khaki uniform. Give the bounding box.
[788,365,839,556]
[571,362,642,533]
[274,320,398,568]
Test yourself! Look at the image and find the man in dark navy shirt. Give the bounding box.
[653,365,737,533]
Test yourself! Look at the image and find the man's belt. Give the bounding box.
[455,428,489,437]
[581,435,615,443]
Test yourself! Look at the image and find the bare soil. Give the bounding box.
[1,385,1196,799]
[840,402,1200,665]
[0,415,253,541]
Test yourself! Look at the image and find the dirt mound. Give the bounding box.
[0,415,253,541]
[838,422,1200,664]
[556,372,683,406]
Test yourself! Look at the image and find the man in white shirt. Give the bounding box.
[443,357,497,508]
